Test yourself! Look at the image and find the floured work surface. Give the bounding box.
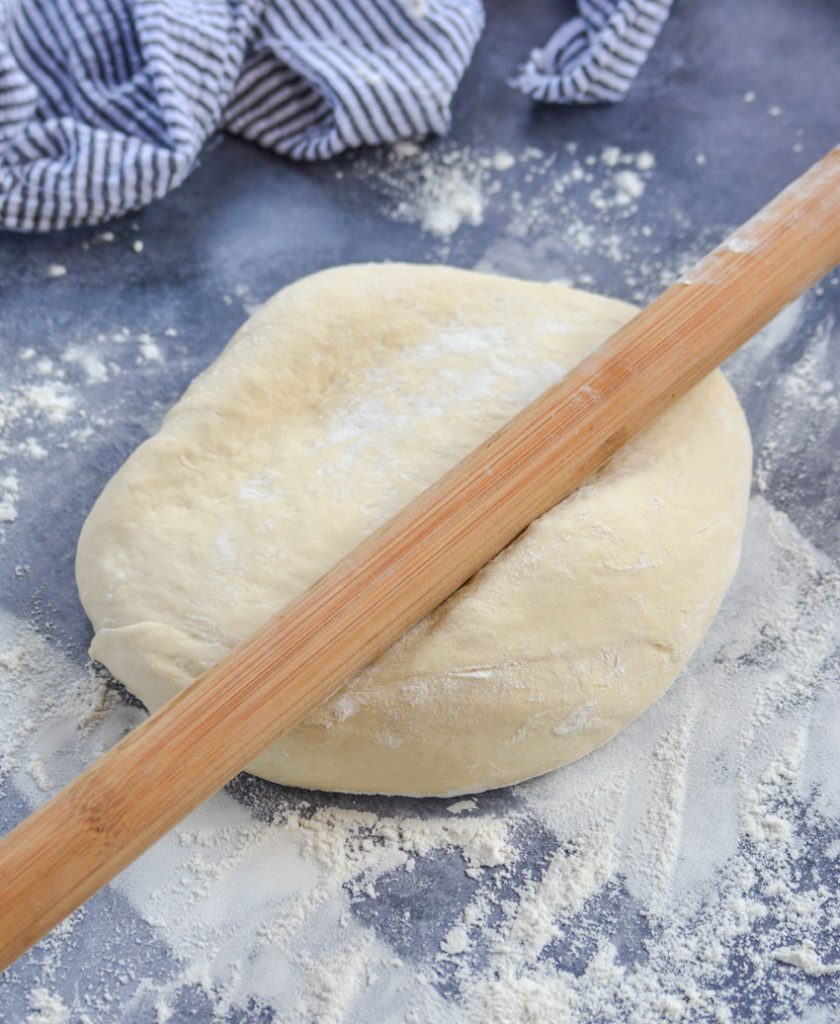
[1,2,839,1019]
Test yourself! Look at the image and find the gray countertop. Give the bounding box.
[1,1,839,1021]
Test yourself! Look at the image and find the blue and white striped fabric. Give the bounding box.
[0,0,671,232]
[515,0,672,104]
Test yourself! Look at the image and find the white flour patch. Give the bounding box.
[22,382,76,423]
[2,490,838,1022]
[2,141,838,1022]
[24,987,70,1024]
[138,333,164,363]
[399,166,488,238]
[361,141,658,247]
[0,470,19,523]
[772,940,840,976]
[0,313,187,498]
[62,344,109,384]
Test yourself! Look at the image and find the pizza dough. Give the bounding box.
[76,264,752,796]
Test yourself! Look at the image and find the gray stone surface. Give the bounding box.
[1,1,838,1020]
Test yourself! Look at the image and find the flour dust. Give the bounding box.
[1,137,839,1023]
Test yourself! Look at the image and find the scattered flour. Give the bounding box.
[24,988,70,1024]
[1,142,839,1023]
[0,471,19,522]
[613,168,645,201]
[447,799,477,815]
[2,490,838,1021]
[491,150,516,172]
[21,382,76,423]
[62,344,109,384]
[725,235,758,254]
[635,150,655,172]
[406,167,487,238]
[362,140,660,265]
[772,940,840,976]
[374,140,671,301]
[138,333,164,364]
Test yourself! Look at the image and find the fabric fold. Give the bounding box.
[0,0,669,231]
[514,0,672,105]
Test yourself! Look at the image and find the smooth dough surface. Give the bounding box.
[76,264,752,796]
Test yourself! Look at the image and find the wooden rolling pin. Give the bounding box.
[2,148,840,970]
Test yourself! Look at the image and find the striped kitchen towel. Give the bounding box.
[0,0,672,232]
[515,0,672,104]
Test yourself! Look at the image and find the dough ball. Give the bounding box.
[76,264,752,796]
